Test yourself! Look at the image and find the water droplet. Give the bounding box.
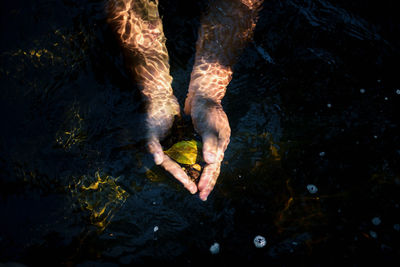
[360,88,366,94]
[327,103,332,108]
[307,184,318,194]
[153,226,159,232]
[373,135,378,139]
[319,151,325,157]
[209,242,220,254]
[253,235,267,248]
[396,89,400,95]
[384,97,388,101]
[372,217,381,226]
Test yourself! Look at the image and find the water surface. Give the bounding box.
[1,0,399,265]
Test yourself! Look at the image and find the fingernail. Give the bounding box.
[199,192,208,201]
[204,152,216,163]
[189,185,197,194]
[154,152,164,165]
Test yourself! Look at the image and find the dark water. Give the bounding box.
[1,0,399,265]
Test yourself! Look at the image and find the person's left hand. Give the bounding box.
[185,95,231,200]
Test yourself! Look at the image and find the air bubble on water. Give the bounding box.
[373,135,378,139]
[253,235,267,248]
[327,103,332,108]
[319,151,325,157]
[369,231,377,239]
[396,89,400,95]
[307,184,318,194]
[372,217,381,226]
[393,224,400,231]
[292,241,298,246]
[377,79,381,83]
[209,242,220,254]
[153,226,159,232]
[360,88,366,94]
[384,97,388,101]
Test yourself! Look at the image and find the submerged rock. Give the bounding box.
[209,242,220,254]
[254,235,267,248]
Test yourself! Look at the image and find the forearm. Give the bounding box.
[187,0,263,105]
[106,0,175,103]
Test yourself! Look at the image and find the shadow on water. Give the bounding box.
[0,0,399,265]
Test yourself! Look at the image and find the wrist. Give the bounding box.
[187,60,232,105]
[143,92,180,116]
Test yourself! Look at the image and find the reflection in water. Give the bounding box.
[69,171,129,230]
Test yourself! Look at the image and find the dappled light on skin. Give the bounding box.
[107,0,198,193]
[107,0,264,199]
[69,171,129,231]
[106,0,178,112]
[183,0,264,200]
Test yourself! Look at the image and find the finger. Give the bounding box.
[160,155,198,194]
[197,162,221,201]
[216,133,230,162]
[146,139,164,165]
[202,133,218,164]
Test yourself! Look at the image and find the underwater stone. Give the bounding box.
[307,184,318,194]
[372,217,381,226]
[253,235,267,248]
[369,231,377,239]
[209,242,220,254]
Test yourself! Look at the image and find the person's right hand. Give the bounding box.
[145,96,198,195]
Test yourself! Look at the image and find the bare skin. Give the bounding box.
[107,0,263,200]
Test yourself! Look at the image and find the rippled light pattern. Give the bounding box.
[185,0,264,113]
[69,171,129,230]
[107,0,180,140]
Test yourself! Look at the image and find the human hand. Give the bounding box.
[145,96,198,195]
[185,96,231,200]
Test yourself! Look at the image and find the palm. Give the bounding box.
[189,97,231,200]
[145,97,198,195]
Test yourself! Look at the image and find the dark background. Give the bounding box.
[0,0,399,266]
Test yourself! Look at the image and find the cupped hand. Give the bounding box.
[185,96,231,200]
[145,96,198,194]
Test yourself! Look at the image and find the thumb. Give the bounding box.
[146,139,164,165]
[202,133,218,164]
